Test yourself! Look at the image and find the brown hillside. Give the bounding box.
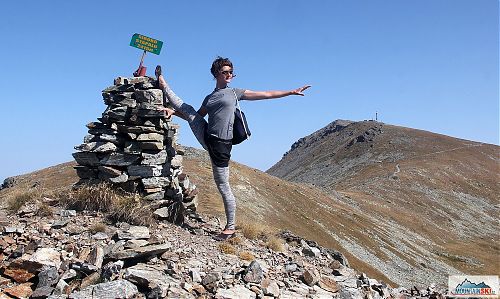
[268,120,500,286]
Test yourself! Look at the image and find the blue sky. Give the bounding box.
[0,0,498,181]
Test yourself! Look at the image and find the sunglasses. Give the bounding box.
[220,70,235,77]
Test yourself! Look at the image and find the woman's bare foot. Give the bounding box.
[155,65,168,90]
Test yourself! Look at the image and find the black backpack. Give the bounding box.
[231,89,251,145]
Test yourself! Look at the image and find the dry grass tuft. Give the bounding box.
[266,236,285,252]
[36,203,53,217]
[238,221,270,240]
[239,251,255,261]
[218,242,236,255]
[89,222,107,234]
[227,236,242,245]
[6,188,41,213]
[61,182,153,226]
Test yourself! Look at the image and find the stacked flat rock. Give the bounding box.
[72,76,198,223]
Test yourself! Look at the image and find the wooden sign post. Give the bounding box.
[130,33,164,77]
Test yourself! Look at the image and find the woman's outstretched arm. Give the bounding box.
[241,85,311,101]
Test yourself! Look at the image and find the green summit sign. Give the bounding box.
[130,33,163,55]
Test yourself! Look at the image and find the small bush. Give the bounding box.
[218,243,236,255]
[266,236,285,252]
[239,251,255,261]
[6,189,39,213]
[89,222,107,234]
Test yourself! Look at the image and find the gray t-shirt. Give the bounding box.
[201,87,246,140]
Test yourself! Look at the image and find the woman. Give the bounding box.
[156,57,310,240]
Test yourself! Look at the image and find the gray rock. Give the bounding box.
[153,207,170,219]
[142,177,170,188]
[97,165,122,177]
[106,173,128,183]
[29,248,61,269]
[51,219,69,229]
[243,261,263,283]
[87,246,104,269]
[123,263,174,290]
[115,98,137,108]
[216,285,256,299]
[143,191,165,201]
[98,133,123,145]
[124,141,142,154]
[75,142,117,153]
[201,272,220,289]
[70,262,98,275]
[53,279,70,296]
[141,150,168,165]
[124,239,149,249]
[101,261,123,282]
[4,226,25,234]
[37,266,59,287]
[116,226,150,240]
[107,242,172,260]
[137,132,164,142]
[285,264,298,273]
[118,125,162,134]
[262,279,280,297]
[302,246,321,257]
[302,268,320,286]
[68,279,138,299]
[100,153,140,166]
[59,210,77,217]
[171,155,183,168]
[134,89,163,104]
[125,77,152,85]
[138,141,164,150]
[190,268,202,283]
[60,269,77,281]
[72,152,99,166]
[74,166,97,179]
[104,106,129,121]
[102,83,134,93]
[31,286,54,299]
[92,232,108,240]
[1,176,18,189]
[127,165,163,177]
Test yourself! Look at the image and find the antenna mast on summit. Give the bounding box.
[376,111,378,121]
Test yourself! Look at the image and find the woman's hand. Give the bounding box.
[156,106,175,118]
[290,85,311,96]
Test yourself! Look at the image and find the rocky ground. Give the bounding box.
[0,195,446,299]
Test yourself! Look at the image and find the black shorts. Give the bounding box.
[205,134,232,167]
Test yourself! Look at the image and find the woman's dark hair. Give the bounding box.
[210,56,233,78]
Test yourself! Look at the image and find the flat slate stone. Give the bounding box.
[72,152,99,167]
[75,142,117,153]
[142,177,170,188]
[100,153,140,166]
[107,242,172,260]
[139,141,164,150]
[123,263,174,289]
[127,165,163,177]
[68,279,138,299]
[116,226,150,240]
[141,150,167,165]
[134,89,163,104]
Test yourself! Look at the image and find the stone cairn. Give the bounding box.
[72,76,198,224]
